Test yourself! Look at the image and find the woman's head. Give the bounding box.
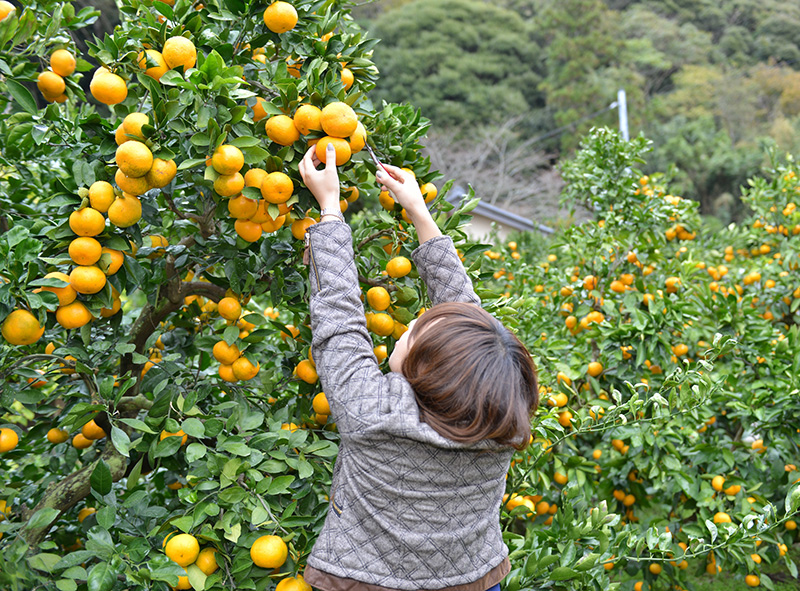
[395,302,538,450]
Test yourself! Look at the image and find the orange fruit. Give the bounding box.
[195,547,219,575]
[344,186,359,202]
[290,217,316,240]
[252,97,269,122]
[2,309,44,346]
[69,237,102,266]
[312,392,330,415]
[100,297,121,318]
[315,136,351,166]
[366,286,391,311]
[50,49,77,77]
[293,104,322,135]
[101,247,124,275]
[213,340,240,365]
[137,49,169,81]
[162,36,197,71]
[713,512,732,524]
[261,171,294,203]
[235,219,263,242]
[40,271,77,306]
[266,115,300,146]
[348,121,366,153]
[72,432,93,449]
[296,359,318,384]
[218,364,238,382]
[114,168,149,196]
[374,344,387,362]
[37,71,66,98]
[250,534,288,568]
[56,301,93,329]
[108,194,142,228]
[0,1,16,21]
[745,575,760,587]
[244,167,269,188]
[160,429,188,446]
[341,67,354,90]
[419,182,438,203]
[116,141,153,178]
[369,312,394,336]
[228,194,259,219]
[46,428,70,444]
[386,256,411,278]
[711,475,725,492]
[218,297,242,321]
[77,507,97,523]
[212,144,244,175]
[122,112,149,140]
[70,265,106,295]
[249,199,272,224]
[115,124,129,146]
[69,207,105,237]
[90,71,128,105]
[214,172,245,197]
[649,563,662,575]
[81,419,106,440]
[165,533,200,567]
[261,214,285,233]
[146,158,177,189]
[587,361,603,378]
[88,181,115,212]
[232,357,260,381]
[263,1,298,33]
[320,102,358,138]
[0,428,19,452]
[276,577,310,591]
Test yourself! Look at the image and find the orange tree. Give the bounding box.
[0,0,474,589]
[484,129,800,590]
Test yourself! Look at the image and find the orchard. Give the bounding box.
[0,2,797,591]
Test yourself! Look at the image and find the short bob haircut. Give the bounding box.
[402,302,538,450]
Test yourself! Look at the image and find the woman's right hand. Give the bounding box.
[376,165,428,222]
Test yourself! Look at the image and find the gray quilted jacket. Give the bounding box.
[305,221,513,590]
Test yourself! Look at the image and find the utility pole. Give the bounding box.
[617,89,629,141]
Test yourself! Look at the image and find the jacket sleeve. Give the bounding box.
[306,222,389,434]
[411,235,481,307]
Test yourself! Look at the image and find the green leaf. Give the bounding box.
[27,553,61,573]
[25,507,60,531]
[550,567,579,581]
[91,460,113,495]
[7,79,38,115]
[56,580,78,591]
[110,426,130,457]
[181,417,205,438]
[96,506,115,530]
[154,433,183,458]
[87,562,115,591]
[268,475,295,494]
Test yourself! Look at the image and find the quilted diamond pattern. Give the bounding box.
[305,223,512,590]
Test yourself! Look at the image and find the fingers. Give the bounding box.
[324,143,336,172]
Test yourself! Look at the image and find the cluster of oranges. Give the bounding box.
[208,143,294,243]
[36,48,77,103]
[211,296,260,383]
[114,111,178,201]
[162,532,219,589]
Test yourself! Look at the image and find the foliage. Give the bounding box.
[369,0,544,129]
[481,128,800,590]
[364,0,800,217]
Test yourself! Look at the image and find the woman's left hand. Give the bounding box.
[299,144,340,210]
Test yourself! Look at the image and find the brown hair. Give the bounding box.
[402,302,538,450]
